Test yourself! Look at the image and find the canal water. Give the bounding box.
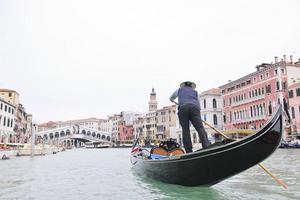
[0,149,299,200]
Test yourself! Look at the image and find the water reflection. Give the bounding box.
[132,170,224,200]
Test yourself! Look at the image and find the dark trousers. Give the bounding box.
[178,104,211,153]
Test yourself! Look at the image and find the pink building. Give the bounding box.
[220,55,300,138]
[288,82,300,138]
[118,121,134,141]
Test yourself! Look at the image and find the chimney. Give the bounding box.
[275,56,278,63]
[290,55,293,64]
[283,55,287,63]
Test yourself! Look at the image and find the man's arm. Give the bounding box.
[169,89,179,104]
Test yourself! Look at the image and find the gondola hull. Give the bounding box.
[131,106,283,186]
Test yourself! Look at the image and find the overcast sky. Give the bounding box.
[0,0,299,123]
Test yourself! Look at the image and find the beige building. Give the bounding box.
[0,88,20,106]
[133,88,178,145]
[156,105,177,140]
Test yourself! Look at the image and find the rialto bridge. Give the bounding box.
[36,125,112,148]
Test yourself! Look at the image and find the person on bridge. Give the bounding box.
[170,81,211,153]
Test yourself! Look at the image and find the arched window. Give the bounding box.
[213,114,218,125]
[291,107,295,119]
[203,99,206,109]
[212,99,217,108]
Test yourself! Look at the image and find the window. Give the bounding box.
[260,75,263,80]
[203,114,207,121]
[213,114,218,125]
[276,81,280,91]
[266,85,271,93]
[291,107,295,119]
[296,88,300,96]
[9,92,12,97]
[282,82,287,90]
[268,101,272,115]
[281,69,285,74]
[289,90,294,98]
[203,99,206,109]
[246,80,251,84]
[223,114,226,123]
[262,87,264,94]
[275,69,278,75]
[213,99,217,108]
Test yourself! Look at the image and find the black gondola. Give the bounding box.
[130,106,283,186]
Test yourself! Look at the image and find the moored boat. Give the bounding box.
[131,106,283,186]
[0,149,16,160]
[0,143,18,160]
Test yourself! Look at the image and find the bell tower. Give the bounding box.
[149,88,158,112]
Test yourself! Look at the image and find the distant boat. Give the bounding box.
[130,105,283,186]
[96,144,110,148]
[0,143,18,159]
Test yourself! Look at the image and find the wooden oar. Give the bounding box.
[202,120,288,189]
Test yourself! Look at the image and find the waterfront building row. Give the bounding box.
[220,55,300,138]
[0,88,32,144]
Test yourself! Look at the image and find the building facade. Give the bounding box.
[156,105,177,140]
[0,88,32,143]
[287,57,300,138]
[219,55,300,138]
[118,121,134,141]
[0,98,16,143]
[0,88,20,106]
[200,88,223,131]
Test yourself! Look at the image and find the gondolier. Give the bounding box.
[170,81,211,153]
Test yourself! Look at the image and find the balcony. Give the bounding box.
[231,94,265,107]
[232,115,266,124]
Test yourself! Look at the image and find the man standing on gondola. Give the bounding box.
[170,81,211,153]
